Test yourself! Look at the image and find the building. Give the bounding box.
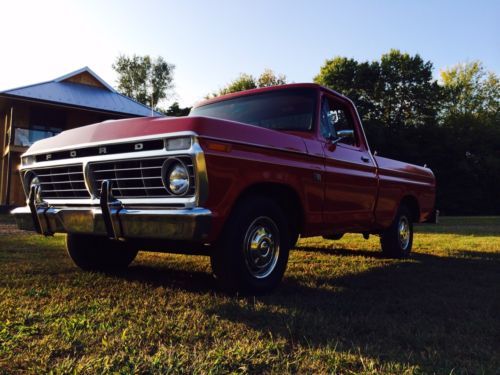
[0,67,162,208]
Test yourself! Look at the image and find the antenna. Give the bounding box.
[151,92,154,117]
[150,84,154,117]
[149,76,154,117]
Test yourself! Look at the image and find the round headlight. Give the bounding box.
[162,159,190,195]
[24,171,40,195]
[30,175,40,188]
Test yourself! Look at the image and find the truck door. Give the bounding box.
[319,94,378,232]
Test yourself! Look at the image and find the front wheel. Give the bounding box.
[380,206,413,258]
[66,234,138,271]
[210,196,291,294]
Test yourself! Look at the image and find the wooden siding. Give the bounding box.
[62,71,107,89]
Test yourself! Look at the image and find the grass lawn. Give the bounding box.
[0,215,499,374]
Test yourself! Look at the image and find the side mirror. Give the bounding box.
[330,129,354,145]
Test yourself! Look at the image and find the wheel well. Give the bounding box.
[233,183,304,236]
[400,195,420,222]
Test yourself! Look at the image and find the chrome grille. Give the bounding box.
[33,165,89,199]
[89,156,195,198]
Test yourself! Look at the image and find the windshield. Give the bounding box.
[190,88,317,131]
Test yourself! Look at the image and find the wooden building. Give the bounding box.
[0,67,162,208]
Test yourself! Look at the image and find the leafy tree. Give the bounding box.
[377,50,441,127]
[440,61,500,117]
[113,54,175,109]
[314,50,443,190]
[437,62,500,214]
[216,73,257,97]
[314,51,500,215]
[314,50,441,127]
[257,69,287,88]
[314,57,379,121]
[209,69,287,97]
[164,102,191,117]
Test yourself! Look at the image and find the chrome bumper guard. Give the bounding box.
[11,181,211,241]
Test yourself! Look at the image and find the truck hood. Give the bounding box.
[24,116,308,156]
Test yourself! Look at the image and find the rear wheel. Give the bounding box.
[66,234,138,271]
[380,205,413,258]
[210,196,291,294]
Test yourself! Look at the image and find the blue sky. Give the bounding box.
[1,0,498,107]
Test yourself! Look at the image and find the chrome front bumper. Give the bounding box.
[11,182,211,241]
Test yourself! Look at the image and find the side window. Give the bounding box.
[320,97,357,146]
[320,98,334,139]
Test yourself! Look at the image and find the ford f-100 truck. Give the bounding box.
[12,83,436,293]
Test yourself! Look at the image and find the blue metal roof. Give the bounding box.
[0,67,163,117]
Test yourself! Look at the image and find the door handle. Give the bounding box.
[361,156,370,163]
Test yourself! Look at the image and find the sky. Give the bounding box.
[0,0,498,107]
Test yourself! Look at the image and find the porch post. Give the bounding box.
[3,107,13,205]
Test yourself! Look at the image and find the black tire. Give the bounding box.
[66,233,138,271]
[380,205,413,258]
[210,196,291,294]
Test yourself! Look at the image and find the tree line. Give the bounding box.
[113,52,500,215]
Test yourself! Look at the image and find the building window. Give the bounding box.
[14,127,61,147]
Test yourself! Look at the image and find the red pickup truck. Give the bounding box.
[12,83,436,293]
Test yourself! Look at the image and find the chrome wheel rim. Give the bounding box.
[243,216,280,279]
[399,216,410,250]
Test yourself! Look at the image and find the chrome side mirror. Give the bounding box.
[330,129,354,145]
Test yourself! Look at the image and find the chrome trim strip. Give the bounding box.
[22,131,198,157]
[83,161,95,199]
[192,139,209,206]
[35,197,198,206]
[22,149,185,169]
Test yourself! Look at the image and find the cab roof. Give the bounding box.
[193,83,349,108]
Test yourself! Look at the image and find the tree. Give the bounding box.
[377,50,441,127]
[314,57,379,121]
[438,62,500,215]
[440,61,500,117]
[215,73,257,97]
[113,54,175,109]
[316,52,500,215]
[257,69,287,88]
[314,50,441,127]
[314,50,443,178]
[209,69,287,97]
[163,102,191,117]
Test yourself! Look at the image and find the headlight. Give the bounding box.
[23,171,40,195]
[162,159,190,195]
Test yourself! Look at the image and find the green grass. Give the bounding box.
[0,216,499,374]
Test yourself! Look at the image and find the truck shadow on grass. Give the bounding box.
[224,250,499,372]
[121,247,500,372]
[117,263,217,293]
